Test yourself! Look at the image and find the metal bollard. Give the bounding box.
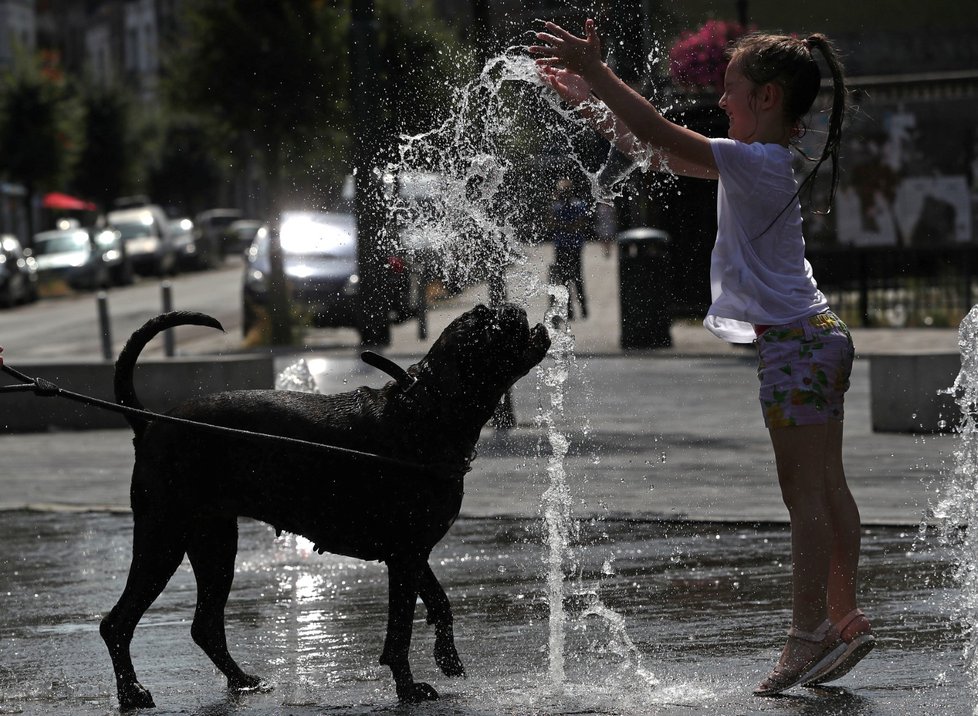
[416,279,428,341]
[161,281,175,357]
[96,292,113,360]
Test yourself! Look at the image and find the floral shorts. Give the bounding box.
[755,311,855,429]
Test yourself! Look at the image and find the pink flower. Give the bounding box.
[669,19,749,92]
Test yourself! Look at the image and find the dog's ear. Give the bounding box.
[361,351,416,392]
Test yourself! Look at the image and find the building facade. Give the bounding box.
[0,0,36,69]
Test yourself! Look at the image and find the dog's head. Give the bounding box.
[407,303,550,430]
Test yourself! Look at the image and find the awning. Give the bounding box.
[42,192,97,211]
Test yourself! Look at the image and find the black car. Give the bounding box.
[242,211,420,337]
[225,219,264,255]
[170,217,211,271]
[32,226,133,289]
[195,208,242,259]
[0,235,38,307]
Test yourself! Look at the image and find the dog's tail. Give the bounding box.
[114,311,224,437]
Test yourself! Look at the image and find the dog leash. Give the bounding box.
[0,363,466,478]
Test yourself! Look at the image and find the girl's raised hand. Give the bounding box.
[538,65,591,105]
[529,19,602,77]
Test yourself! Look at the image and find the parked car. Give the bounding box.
[32,226,133,289]
[169,217,208,271]
[106,205,178,276]
[0,234,38,307]
[224,219,264,255]
[195,208,241,259]
[242,211,419,336]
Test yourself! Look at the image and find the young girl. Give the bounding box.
[530,20,875,695]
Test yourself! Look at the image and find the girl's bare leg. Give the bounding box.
[764,421,860,674]
[821,420,861,622]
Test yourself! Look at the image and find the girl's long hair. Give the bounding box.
[730,32,848,213]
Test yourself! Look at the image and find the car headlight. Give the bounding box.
[245,268,267,293]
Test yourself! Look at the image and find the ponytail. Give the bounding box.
[730,32,849,214]
[802,33,847,213]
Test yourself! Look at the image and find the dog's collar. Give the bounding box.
[361,351,417,393]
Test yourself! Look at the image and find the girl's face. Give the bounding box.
[718,58,759,143]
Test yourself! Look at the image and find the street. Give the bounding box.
[3,258,246,361]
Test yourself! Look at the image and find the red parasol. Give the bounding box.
[42,192,97,211]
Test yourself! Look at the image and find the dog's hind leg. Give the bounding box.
[380,556,439,702]
[186,516,267,694]
[418,562,465,678]
[100,513,186,710]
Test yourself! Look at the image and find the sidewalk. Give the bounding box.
[382,241,963,358]
[0,350,955,526]
[0,240,961,525]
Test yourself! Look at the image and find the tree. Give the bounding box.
[72,82,131,211]
[166,0,347,204]
[167,0,348,344]
[148,114,223,216]
[373,0,473,139]
[166,0,469,344]
[0,49,80,240]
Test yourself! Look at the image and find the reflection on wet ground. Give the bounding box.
[0,511,967,715]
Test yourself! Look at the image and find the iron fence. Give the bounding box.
[809,247,978,328]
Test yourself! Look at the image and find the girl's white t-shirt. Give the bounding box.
[703,138,827,344]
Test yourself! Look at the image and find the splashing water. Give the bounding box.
[538,286,577,687]
[384,48,666,693]
[386,48,648,297]
[934,304,978,713]
[275,359,319,393]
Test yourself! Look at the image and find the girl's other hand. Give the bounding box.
[529,19,602,77]
[538,66,591,106]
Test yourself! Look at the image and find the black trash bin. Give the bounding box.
[617,228,672,349]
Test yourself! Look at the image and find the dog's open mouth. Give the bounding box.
[493,304,550,369]
[528,323,550,351]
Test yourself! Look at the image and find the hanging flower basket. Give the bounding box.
[668,20,749,93]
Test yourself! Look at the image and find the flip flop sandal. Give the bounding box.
[804,609,876,686]
[754,620,846,697]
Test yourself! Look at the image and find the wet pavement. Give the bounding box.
[0,352,970,714]
[0,240,972,713]
[0,511,966,715]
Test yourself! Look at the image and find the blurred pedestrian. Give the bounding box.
[550,177,591,320]
[531,20,873,695]
[595,202,616,258]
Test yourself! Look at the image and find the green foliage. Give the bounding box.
[72,82,131,209]
[148,114,224,215]
[0,49,80,194]
[165,0,471,208]
[374,0,475,138]
[165,0,349,203]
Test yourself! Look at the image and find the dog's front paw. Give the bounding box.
[117,680,155,710]
[397,681,439,702]
[228,673,272,694]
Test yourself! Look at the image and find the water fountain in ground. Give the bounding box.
[273,44,663,698]
[384,46,652,693]
[933,304,978,714]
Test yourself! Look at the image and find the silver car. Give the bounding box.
[106,205,178,276]
[32,226,133,289]
[242,211,418,336]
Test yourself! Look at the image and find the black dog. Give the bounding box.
[99,303,550,709]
